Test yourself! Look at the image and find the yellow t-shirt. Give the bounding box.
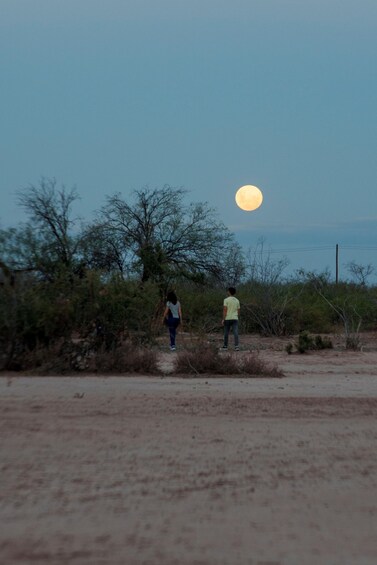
[224,296,240,320]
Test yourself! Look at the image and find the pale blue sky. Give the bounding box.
[1,0,377,280]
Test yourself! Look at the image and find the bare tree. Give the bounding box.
[242,238,292,336]
[91,185,245,286]
[301,270,364,349]
[345,261,375,286]
[246,237,289,284]
[80,222,130,276]
[10,177,84,279]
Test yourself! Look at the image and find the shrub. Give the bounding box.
[239,353,283,378]
[23,339,161,375]
[314,334,333,350]
[173,344,283,378]
[297,331,315,353]
[287,331,334,354]
[285,342,294,355]
[179,286,223,333]
[345,335,362,351]
[174,345,229,374]
[92,342,160,374]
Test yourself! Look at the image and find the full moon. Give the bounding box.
[235,185,263,211]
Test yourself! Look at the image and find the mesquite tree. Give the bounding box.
[87,185,245,287]
[1,178,85,281]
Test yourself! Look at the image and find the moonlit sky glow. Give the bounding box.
[1,0,377,280]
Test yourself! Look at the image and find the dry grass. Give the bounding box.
[91,342,160,374]
[173,344,283,378]
[23,340,161,375]
[14,337,282,378]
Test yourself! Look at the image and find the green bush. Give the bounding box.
[287,331,334,354]
[179,285,223,333]
[1,267,377,371]
[314,335,333,350]
[297,331,315,353]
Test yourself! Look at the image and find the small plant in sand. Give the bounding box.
[285,342,294,355]
[297,331,315,353]
[239,353,283,378]
[314,334,333,350]
[286,331,333,354]
[173,344,283,377]
[345,334,362,351]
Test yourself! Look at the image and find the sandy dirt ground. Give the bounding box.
[1,333,377,565]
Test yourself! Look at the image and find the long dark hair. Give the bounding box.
[167,291,177,305]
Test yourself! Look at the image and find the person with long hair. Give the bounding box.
[162,290,182,351]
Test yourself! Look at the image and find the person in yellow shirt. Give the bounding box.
[221,287,240,351]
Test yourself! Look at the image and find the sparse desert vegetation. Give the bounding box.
[1,181,377,374]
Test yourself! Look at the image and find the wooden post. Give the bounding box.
[335,244,339,284]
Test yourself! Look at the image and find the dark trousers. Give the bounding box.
[223,319,239,347]
[168,317,180,347]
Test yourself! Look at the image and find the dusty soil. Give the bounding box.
[1,333,377,565]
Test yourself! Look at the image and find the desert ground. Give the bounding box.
[1,333,377,565]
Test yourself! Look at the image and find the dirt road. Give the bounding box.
[1,345,377,564]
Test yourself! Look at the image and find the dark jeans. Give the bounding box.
[168,317,180,347]
[223,319,239,347]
